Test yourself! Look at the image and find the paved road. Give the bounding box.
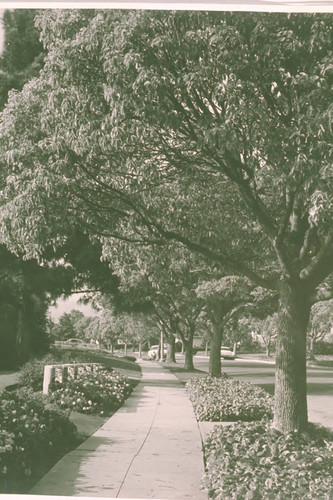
[188,354,333,429]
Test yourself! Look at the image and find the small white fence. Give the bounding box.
[43,363,102,395]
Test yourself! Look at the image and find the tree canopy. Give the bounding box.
[0,9,332,431]
[0,9,45,110]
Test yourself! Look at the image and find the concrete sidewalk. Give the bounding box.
[30,360,207,499]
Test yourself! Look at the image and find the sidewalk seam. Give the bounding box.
[115,382,161,498]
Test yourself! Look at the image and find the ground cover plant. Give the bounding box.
[0,388,78,493]
[50,366,134,416]
[203,420,333,500]
[186,376,273,421]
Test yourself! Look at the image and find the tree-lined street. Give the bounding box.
[188,354,333,428]
[0,7,332,498]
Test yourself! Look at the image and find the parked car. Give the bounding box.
[147,344,168,360]
[220,346,236,360]
[63,338,89,348]
[147,345,159,360]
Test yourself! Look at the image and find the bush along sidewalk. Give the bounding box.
[0,388,78,493]
[203,420,333,500]
[49,366,135,416]
[185,375,333,499]
[17,351,95,392]
[1,357,136,494]
[186,376,273,421]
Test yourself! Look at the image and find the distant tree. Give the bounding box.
[307,300,333,358]
[196,276,253,376]
[51,309,85,341]
[248,314,278,358]
[106,239,205,368]
[223,316,256,354]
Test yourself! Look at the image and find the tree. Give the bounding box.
[0,9,45,110]
[0,245,74,367]
[307,299,333,358]
[249,314,278,357]
[196,276,253,376]
[106,239,205,368]
[51,309,85,341]
[224,316,261,353]
[0,10,332,432]
[0,10,54,367]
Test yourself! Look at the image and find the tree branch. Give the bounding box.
[300,231,333,289]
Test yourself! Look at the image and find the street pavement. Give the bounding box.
[30,360,207,499]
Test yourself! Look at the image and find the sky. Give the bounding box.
[49,293,100,321]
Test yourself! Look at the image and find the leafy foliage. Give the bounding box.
[0,388,77,487]
[186,376,273,421]
[307,299,333,355]
[204,421,333,500]
[51,309,85,341]
[1,9,332,430]
[50,366,134,415]
[0,9,45,110]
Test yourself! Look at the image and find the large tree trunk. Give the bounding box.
[209,323,223,377]
[183,339,194,370]
[182,325,195,370]
[273,279,311,433]
[166,336,176,362]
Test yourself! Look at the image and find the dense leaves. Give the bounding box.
[0,10,45,110]
[0,9,332,430]
[50,366,134,415]
[186,376,273,421]
[204,421,333,499]
[0,388,78,487]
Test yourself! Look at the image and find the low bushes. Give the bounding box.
[186,376,273,421]
[2,354,135,493]
[50,366,135,416]
[17,351,90,392]
[203,420,333,500]
[0,388,78,492]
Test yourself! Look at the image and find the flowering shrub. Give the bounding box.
[186,376,273,421]
[18,352,90,392]
[203,421,333,499]
[50,367,134,416]
[17,354,56,391]
[0,388,78,488]
[0,430,23,478]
